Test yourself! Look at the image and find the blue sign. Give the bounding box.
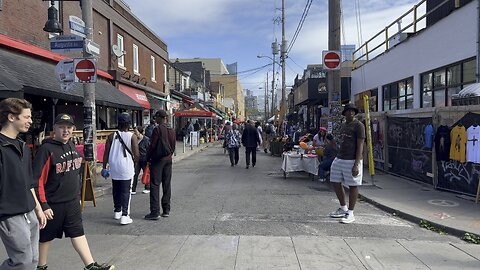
[69,16,86,38]
[50,35,84,53]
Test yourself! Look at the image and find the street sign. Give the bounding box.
[74,58,97,83]
[322,51,341,70]
[69,15,86,38]
[54,59,75,91]
[84,40,100,56]
[50,35,84,53]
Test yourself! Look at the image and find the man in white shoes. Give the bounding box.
[329,104,365,224]
[103,113,139,225]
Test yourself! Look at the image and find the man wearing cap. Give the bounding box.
[145,110,176,220]
[34,114,114,270]
[103,113,139,225]
[329,104,365,224]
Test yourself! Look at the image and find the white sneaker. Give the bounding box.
[142,189,150,194]
[113,211,122,220]
[120,215,133,225]
[329,208,347,218]
[131,191,137,195]
[340,213,355,224]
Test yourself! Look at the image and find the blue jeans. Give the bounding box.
[319,158,333,178]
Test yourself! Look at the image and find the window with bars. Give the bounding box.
[421,58,476,108]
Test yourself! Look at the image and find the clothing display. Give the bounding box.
[449,125,467,163]
[424,124,434,149]
[466,125,480,163]
[434,125,451,161]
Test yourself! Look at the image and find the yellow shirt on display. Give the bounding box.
[449,125,467,163]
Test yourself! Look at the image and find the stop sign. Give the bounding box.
[323,51,341,70]
[74,59,97,82]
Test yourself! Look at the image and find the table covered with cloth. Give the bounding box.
[281,152,320,176]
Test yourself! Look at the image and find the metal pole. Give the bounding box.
[281,0,287,134]
[477,0,480,83]
[327,0,342,137]
[81,0,97,179]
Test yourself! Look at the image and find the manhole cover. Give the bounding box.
[427,199,459,207]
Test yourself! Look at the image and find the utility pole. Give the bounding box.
[280,0,287,134]
[271,41,279,119]
[81,0,97,168]
[327,0,342,136]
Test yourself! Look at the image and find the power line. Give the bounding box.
[287,0,313,54]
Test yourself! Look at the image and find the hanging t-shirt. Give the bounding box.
[434,125,451,161]
[424,124,434,149]
[466,125,480,163]
[449,125,467,163]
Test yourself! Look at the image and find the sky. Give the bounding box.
[122,0,420,97]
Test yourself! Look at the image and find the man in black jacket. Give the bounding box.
[0,98,46,270]
[145,110,176,220]
[242,120,260,169]
[34,114,114,270]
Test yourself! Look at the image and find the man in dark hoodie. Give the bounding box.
[33,114,114,270]
[145,110,176,220]
[0,98,46,270]
[241,120,260,169]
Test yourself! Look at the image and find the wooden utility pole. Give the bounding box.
[327,0,342,136]
[280,0,287,134]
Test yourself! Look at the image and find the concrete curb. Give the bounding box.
[92,142,220,199]
[358,193,472,239]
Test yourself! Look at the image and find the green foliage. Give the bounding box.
[419,220,446,235]
[462,233,480,244]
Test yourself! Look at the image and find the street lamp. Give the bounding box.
[257,55,279,120]
[43,0,63,33]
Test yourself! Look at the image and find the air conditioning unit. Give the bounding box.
[388,33,409,48]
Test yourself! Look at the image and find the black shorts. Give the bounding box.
[39,199,84,242]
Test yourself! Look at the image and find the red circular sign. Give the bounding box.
[75,59,96,82]
[324,52,341,69]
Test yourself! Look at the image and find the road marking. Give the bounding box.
[215,213,412,227]
[427,199,459,207]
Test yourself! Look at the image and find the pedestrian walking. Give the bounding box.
[102,113,139,225]
[255,121,263,151]
[145,110,176,220]
[186,121,194,143]
[329,104,365,224]
[241,120,260,169]
[264,123,274,153]
[0,98,46,270]
[225,123,241,167]
[132,126,150,195]
[318,133,337,182]
[144,119,157,139]
[33,114,114,270]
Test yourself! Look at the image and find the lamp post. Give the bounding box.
[257,55,279,120]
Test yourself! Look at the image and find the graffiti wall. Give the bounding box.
[387,117,433,184]
[437,160,479,196]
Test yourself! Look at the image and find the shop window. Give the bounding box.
[463,59,476,84]
[133,44,139,74]
[382,78,412,111]
[421,58,475,108]
[107,108,118,129]
[150,55,156,82]
[117,34,124,68]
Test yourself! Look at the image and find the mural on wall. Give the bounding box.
[436,112,480,196]
[437,160,479,196]
[387,117,433,184]
[371,117,384,170]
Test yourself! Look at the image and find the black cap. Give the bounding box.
[118,112,131,123]
[54,114,75,125]
[341,103,359,116]
[154,110,167,118]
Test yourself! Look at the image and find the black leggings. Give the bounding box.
[112,179,132,216]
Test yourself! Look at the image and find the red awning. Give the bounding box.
[118,84,151,109]
[174,110,216,118]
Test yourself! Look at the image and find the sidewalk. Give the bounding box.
[92,140,220,198]
[358,171,480,237]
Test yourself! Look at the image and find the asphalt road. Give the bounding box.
[82,145,462,243]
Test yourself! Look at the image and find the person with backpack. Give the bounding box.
[131,126,150,195]
[102,113,139,225]
[144,110,176,220]
[144,119,157,139]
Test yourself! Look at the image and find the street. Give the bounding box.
[2,145,476,269]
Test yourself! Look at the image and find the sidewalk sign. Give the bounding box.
[81,161,96,210]
[190,131,199,147]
